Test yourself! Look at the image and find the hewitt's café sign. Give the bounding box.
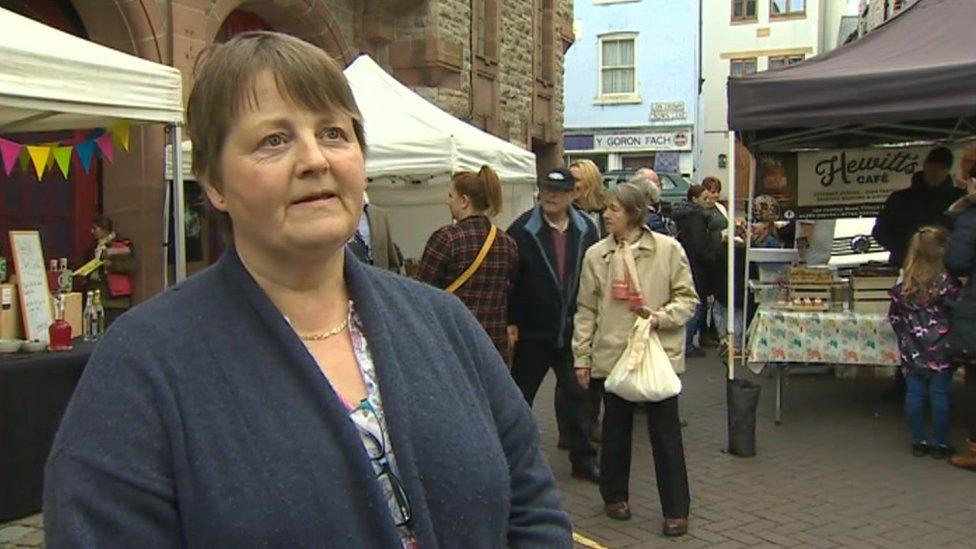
[796,147,926,218]
[592,130,692,152]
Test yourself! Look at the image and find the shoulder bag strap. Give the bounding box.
[446,225,498,294]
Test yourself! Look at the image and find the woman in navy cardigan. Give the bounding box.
[43,32,572,548]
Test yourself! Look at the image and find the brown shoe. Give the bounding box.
[662,517,688,537]
[604,502,631,521]
[949,441,976,470]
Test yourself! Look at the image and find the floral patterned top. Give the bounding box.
[888,273,961,372]
[309,303,418,547]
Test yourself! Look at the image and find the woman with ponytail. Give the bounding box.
[417,165,520,361]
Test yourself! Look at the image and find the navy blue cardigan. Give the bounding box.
[44,251,572,547]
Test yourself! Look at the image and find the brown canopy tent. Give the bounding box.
[720,0,976,384]
[729,0,976,152]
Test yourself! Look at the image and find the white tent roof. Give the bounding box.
[344,55,536,184]
[0,7,184,132]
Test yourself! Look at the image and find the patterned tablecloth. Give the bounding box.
[747,305,901,368]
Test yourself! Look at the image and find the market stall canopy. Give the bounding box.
[0,7,183,132]
[344,54,537,184]
[728,0,976,152]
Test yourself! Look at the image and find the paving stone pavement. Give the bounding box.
[3,356,974,548]
[539,357,975,548]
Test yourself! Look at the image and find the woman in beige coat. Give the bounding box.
[573,183,698,536]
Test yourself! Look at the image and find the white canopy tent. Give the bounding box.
[168,54,538,260]
[345,55,538,259]
[0,7,186,282]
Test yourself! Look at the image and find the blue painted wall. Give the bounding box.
[564,0,700,131]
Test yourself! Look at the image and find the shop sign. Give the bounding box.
[592,130,692,152]
[649,102,686,122]
[795,146,927,218]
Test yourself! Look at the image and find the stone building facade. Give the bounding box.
[1,0,572,298]
[858,0,920,35]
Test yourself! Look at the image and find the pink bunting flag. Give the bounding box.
[26,145,51,179]
[0,137,22,176]
[52,146,73,178]
[95,133,115,164]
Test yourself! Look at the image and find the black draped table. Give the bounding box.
[0,342,93,521]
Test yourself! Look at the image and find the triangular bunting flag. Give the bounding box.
[0,137,22,176]
[110,121,130,151]
[26,145,51,179]
[53,146,73,178]
[46,147,56,170]
[18,148,30,172]
[95,133,115,164]
[75,140,96,174]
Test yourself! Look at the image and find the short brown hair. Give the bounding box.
[702,176,722,194]
[687,184,707,202]
[186,31,366,240]
[608,183,646,228]
[453,165,503,217]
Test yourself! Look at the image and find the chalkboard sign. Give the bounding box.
[8,231,52,343]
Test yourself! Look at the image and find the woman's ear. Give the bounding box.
[201,175,228,213]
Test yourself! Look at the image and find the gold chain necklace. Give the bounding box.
[297,316,349,341]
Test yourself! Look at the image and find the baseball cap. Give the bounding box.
[540,167,576,191]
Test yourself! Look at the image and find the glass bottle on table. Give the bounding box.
[82,290,94,341]
[49,294,73,351]
[93,289,105,337]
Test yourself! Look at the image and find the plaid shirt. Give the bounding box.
[417,216,519,360]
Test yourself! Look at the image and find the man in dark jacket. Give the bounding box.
[873,146,965,268]
[670,189,721,357]
[508,167,601,482]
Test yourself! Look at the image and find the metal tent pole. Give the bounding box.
[172,126,187,283]
[726,131,737,380]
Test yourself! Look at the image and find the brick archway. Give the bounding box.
[65,1,169,301]
[206,0,352,62]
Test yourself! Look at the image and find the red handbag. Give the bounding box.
[107,273,133,297]
[105,240,134,297]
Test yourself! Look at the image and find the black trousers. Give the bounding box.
[966,365,976,442]
[511,340,596,467]
[596,379,690,518]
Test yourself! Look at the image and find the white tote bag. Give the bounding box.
[605,316,682,402]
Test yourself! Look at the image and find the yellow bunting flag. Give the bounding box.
[26,145,51,179]
[52,146,73,178]
[111,121,130,151]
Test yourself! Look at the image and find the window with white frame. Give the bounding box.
[599,34,637,99]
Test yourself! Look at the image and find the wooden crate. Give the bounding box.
[853,300,890,314]
[851,276,898,290]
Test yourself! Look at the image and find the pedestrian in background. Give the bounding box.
[44,31,572,547]
[85,215,136,324]
[946,170,976,470]
[570,159,607,236]
[888,226,960,460]
[573,183,697,536]
[508,167,601,483]
[629,174,675,237]
[670,185,721,358]
[701,176,728,221]
[346,193,402,274]
[417,165,519,362]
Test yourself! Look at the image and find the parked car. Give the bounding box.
[602,169,693,205]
